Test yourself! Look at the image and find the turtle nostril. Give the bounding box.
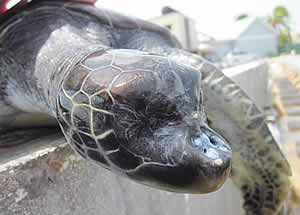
[209,136,218,145]
[191,134,212,151]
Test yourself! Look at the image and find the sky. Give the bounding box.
[96,0,300,38]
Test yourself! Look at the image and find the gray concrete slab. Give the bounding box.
[0,136,244,215]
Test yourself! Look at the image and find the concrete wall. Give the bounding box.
[223,60,271,110]
[0,61,271,215]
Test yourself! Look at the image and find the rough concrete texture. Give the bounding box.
[0,139,243,215]
[0,61,272,215]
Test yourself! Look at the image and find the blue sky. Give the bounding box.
[96,0,300,36]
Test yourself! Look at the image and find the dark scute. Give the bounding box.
[63,65,90,97]
[98,132,120,151]
[71,131,84,145]
[110,72,156,112]
[112,103,142,140]
[111,51,163,71]
[108,146,142,170]
[79,132,98,149]
[57,93,72,125]
[171,63,201,109]
[83,67,121,95]
[146,93,183,125]
[73,106,91,133]
[59,91,73,110]
[73,92,89,105]
[87,149,108,165]
[82,51,113,69]
[93,111,113,136]
[91,92,113,111]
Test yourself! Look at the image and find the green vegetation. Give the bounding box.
[236,6,295,55]
[236,13,248,21]
[279,43,300,55]
[268,6,292,47]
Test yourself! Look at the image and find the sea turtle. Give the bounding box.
[0,0,291,214]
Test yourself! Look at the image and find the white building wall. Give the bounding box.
[215,20,278,58]
[151,13,199,51]
[151,13,188,49]
[235,21,278,57]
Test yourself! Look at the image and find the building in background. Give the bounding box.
[214,18,278,59]
[151,8,278,61]
[150,7,200,53]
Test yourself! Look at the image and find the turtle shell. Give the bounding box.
[0,0,96,22]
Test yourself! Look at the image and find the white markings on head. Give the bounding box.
[96,129,114,140]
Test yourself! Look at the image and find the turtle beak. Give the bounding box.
[186,127,232,193]
[126,125,232,194]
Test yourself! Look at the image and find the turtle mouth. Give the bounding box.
[127,152,232,194]
[124,124,232,194]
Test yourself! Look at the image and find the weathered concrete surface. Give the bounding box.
[0,60,273,215]
[0,139,243,215]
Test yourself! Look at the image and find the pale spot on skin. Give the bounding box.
[192,113,199,119]
[214,159,223,166]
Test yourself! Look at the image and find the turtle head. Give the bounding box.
[56,49,232,194]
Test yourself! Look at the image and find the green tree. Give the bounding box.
[268,6,292,46]
[236,13,249,21]
[274,6,289,19]
[236,6,292,48]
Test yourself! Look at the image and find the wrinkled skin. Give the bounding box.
[0,1,290,214]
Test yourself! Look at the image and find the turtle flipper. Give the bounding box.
[200,62,291,215]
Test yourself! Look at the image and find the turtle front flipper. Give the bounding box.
[56,49,232,194]
[153,48,291,215]
[201,61,291,215]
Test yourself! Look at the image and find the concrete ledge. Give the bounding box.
[0,137,243,215]
[0,60,271,215]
